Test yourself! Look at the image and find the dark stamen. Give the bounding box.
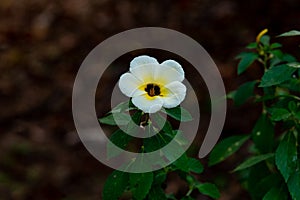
[145,83,161,97]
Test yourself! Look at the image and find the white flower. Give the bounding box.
[118,55,186,113]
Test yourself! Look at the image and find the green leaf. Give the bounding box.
[99,113,131,125]
[163,106,193,122]
[151,113,173,134]
[270,43,282,49]
[107,129,133,159]
[246,42,258,49]
[247,163,272,198]
[280,79,300,92]
[173,154,204,173]
[147,186,167,200]
[236,52,259,75]
[251,114,274,153]
[143,132,172,152]
[102,170,129,200]
[268,108,291,121]
[233,153,274,172]
[275,132,297,182]
[260,35,270,46]
[188,158,204,173]
[278,30,300,37]
[287,62,300,68]
[153,170,167,185]
[195,183,220,199]
[287,171,300,200]
[251,173,282,199]
[233,80,257,106]
[130,172,153,200]
[263,186,288,200]
[125,110,142,136]
[208,135,249,166]
[259,64,297,87]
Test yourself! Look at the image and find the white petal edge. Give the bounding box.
[163,81,186,108]
[130,55,159,71]
[130,63,158,83]
[153,64,184,85]
[161,60,184,81]
[119,73,145,97]
[132,94,164,113]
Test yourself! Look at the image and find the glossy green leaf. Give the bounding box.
[233,80,257,106]
[99,113,131,125]
[268,108,291,121]
[236,52,259,75]
[233,153,274,172]
[187,158,204,173]
[195,183,220,199]
[107,129,133,159]
[251,114,274,153]
[287,171,300,200]
[163,106,193,122]
[275,132,297,182]
[263,186,288,200]
[259,64,297,87]
[173,154,204,173]
[130,172,153,200]
[102,170,129,200]
[278,30,300,37]
[208,135,249,166]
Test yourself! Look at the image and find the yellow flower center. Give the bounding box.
[145,83,161,97]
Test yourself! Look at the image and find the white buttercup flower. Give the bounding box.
[118,55,186,113]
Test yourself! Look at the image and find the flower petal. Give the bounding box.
[130,55,159,71]
[161,60,184,80]
[130,63,158,83]
[163,81,186,108]
[119,73,145,97]
[154,63,184,85]
[132,94,164,113]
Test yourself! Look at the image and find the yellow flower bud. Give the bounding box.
[256,29,268,43]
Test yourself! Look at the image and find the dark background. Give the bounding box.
[1,0,300,199]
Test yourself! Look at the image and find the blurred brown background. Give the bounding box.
[1,0,300,199]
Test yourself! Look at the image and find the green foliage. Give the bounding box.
[236,52,259,75]
[275,132,297,182]
[130,172,154,200]
[102,170,129,200]
[195,183,220,199]
[208,135,249,166]
[251,114,274,153]
[230,80,258,106]
[99,99,217,199]
[210,29,300,200]
[162,106,193,122]
[233,153,274,172]
[259,64,297,87]
[278,30,300,37]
